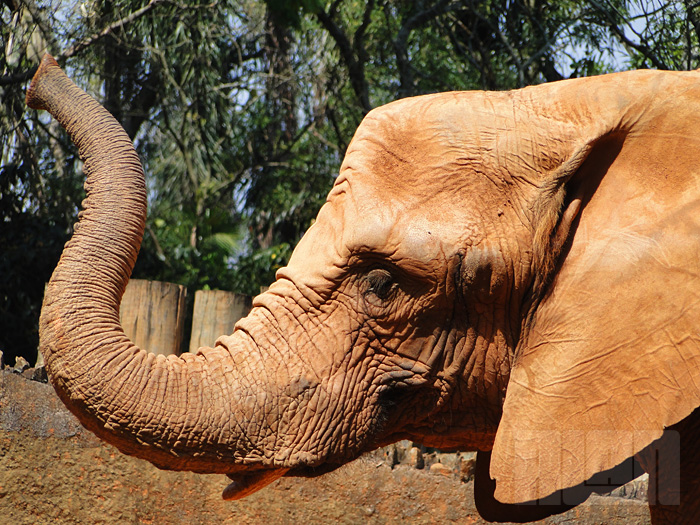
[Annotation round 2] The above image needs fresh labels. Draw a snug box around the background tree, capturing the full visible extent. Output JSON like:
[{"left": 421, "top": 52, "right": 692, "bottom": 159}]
[{"left": 2, "top": 0, "right": 699, "bottom": 366}]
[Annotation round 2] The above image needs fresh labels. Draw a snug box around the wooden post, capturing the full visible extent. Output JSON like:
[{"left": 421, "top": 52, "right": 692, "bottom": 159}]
[
  {"left": 119, "top": 279, "right": 187, "bottom": 356},
  {"left": 189, "top": 290, "right": 252, "bottom": 352}
]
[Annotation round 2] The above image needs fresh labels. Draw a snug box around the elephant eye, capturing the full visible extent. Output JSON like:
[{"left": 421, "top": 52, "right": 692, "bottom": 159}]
[{"left": 364, "top": 268, "right": 397, "bottom": 303}]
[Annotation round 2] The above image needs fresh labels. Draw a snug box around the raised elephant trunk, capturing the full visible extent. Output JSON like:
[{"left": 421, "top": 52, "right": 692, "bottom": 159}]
[{"left": 28, "top": 55, "right": 287, "bottom": 495}]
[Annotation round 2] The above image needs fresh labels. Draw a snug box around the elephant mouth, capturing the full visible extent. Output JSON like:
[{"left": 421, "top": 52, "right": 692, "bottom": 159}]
[
  {"left": 222, "top": 462, "right": 348, "bottom": 500},
  {"left": 222, "top": 468, "right": 290, "bottom": 500}
]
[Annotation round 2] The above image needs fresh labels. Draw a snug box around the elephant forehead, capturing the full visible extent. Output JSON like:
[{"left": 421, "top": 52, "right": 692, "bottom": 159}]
[
  {"left": 336, "top": 171, "right": 475, "bottom": 263},
  {"left": 332, "top": 171, "right": 487, "bottom": 265},
  {"left": 343, "top": 206, "right": 445, "bottom": 265},
  {"left": 291, "top": 190, "right": 448, "bottom": 269}
]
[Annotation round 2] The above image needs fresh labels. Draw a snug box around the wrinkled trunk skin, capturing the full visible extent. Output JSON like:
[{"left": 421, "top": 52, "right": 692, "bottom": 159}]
[{"left": 27, "top": 55, "right": 288, "bottom": 492}]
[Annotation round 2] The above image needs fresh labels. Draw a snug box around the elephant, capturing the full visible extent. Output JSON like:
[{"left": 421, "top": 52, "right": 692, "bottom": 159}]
[{"left": 27, "top": 53, "right": 700, "bottom": 523}]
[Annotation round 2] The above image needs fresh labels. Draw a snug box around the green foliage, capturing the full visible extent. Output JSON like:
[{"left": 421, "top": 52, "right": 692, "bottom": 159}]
[
  {"left": 2, "top": 0, "right": 699, "bottom": 364},
  {"left": 231, "top": 243, "right": 293, "bottom": 296},
  {"left": 0, "top": 161, "right": 82, "bottom": 365},
  {"left": 265, "top": 0, "right": 323, "bottom": 28}
]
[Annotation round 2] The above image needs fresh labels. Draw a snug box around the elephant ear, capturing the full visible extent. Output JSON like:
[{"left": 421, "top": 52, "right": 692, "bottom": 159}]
[{"left": 490, "top": 70, "right": 700, "bottom": 504}]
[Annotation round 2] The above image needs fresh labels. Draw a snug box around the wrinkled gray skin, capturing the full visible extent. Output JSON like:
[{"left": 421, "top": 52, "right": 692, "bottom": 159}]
[{"left": 29, "top": 54, "right": 700, "bottom": 523}]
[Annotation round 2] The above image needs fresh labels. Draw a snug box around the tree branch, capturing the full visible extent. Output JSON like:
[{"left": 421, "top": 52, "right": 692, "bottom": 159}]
[
  {"left": 315, "top": 7, "right": 372, "bottom": 114},
  {"left": 0, "top": 67, "right": 37, "bottom": 86},
  {"left": 393, "top": 0, "right": 459, "bottom": 97},
  {"left": 0, "top": 0, "right": 168, "bottom": 86},
  {"left": 59, "top": 0, "right": 168, "bottom": 60},
  {"left": 588, "top": 0, "right": 669, "bottom": 70}
]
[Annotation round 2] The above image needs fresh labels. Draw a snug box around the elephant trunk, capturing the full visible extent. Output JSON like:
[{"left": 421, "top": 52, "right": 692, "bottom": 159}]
[{"left": 28, "top": 55, "right": 287, "bottom": 487}]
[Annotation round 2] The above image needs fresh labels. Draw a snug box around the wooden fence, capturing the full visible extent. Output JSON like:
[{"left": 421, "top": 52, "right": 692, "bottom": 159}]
[{"left": 119, "top": 279, "right": 253, "bottom": 356}]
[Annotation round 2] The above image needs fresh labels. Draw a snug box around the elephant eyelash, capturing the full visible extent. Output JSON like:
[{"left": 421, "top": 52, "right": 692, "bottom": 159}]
[{"left": 363, "top": 268, "right": 398, "bottom": 305}]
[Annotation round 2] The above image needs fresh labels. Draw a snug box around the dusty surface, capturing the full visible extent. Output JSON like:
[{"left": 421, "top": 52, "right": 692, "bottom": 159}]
[{"left": 0, "top": 371, "right": 650, "bottom": 524}]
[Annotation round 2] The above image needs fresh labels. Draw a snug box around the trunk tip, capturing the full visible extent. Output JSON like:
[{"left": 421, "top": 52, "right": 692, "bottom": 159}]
[{"left": 26, "top": 54, "right": 61, "bottom": 110}]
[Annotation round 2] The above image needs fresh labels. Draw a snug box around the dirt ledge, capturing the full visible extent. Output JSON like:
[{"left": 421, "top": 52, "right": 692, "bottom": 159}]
[{"left": 0, "top": 371, "right": 650, "bottom": 524}]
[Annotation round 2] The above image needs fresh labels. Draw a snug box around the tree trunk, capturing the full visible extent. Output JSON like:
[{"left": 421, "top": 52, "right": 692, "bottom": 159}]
[
  {"left": 189, "top": 290, "right": 251, "bottom": 352},
  {"left": 119, "top": 279, "right": 187, "bottom": 356}
]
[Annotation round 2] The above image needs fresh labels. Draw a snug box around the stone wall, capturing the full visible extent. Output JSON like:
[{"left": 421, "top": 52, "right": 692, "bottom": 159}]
[{"left": 0, "top": 370, "right": 651, "bottom": 524}]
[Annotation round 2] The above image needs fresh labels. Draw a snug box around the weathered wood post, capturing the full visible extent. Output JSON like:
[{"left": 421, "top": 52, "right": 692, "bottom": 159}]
[
  {"left": 119, "top": 279, "right": 188, "bottom": 356},
  {"left": 189, "top": 290, "right": 252, "bottom": 351}
]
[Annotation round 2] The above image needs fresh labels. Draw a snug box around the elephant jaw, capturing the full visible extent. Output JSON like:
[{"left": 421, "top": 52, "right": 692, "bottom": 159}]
[{"left": 222, "top": 468, "right": 290, "bottom": 500}]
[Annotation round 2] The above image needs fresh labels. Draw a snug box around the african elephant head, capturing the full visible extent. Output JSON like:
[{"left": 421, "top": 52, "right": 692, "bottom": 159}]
[{"left": 29, "top": 54, "right": 700, "bottom": 515}]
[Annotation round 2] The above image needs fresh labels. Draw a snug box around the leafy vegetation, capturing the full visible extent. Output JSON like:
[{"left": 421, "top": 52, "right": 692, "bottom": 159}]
[{"left": 2, "top": 0, "right": 699, "bottom": 365}]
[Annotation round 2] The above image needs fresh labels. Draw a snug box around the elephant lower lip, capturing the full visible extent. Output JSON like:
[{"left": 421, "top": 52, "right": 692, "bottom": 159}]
[{"left": 222, "top": 468, "right": 289, "bottom": 500}]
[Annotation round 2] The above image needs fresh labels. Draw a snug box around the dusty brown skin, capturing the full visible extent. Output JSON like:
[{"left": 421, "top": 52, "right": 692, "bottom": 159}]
[{"left": 28, "top": 54, "right": 700, "bottom": 522}]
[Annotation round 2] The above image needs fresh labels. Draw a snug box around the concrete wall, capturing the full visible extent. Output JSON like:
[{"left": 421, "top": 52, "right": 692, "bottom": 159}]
[{"left": 0, "top": 371, "right": 651, "bottom": 524}]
